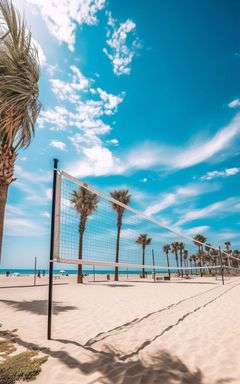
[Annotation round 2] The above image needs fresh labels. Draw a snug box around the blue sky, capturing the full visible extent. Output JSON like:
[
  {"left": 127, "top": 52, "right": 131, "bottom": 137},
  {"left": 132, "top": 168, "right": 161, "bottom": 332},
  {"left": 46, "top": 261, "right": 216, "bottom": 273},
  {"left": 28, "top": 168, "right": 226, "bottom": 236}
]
[{"left": 2, "top": 0, "right": 240, "bottom": 268}]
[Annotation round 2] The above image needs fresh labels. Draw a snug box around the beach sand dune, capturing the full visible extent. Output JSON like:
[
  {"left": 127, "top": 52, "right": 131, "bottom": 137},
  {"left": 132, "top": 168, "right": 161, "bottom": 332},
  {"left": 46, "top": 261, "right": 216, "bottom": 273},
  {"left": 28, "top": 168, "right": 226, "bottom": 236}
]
[{"left": 0, "top": 275, "right": 239, "bottom": 383}]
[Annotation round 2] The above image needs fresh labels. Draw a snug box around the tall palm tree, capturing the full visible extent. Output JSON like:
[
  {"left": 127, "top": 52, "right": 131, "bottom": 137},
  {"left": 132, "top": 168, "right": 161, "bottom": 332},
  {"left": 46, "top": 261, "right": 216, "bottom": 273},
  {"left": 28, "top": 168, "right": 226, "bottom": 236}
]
[
  {"left": 183, "top": 249, "right": 189, "bottom": 276},
  {"left": 224, "top": 241, "right": 231, "bottom": 251},
  {"left": 136, "top": 233, "right": 152, "bottom": 276},
  {"left": 71, "top": 185, "right": 98, "bottom": 283},
  {"left": 110, "top": 189, "right": 131, "bottom": 281},
  {"left": 0, "top": 0, "right": 41, "bottom": 259},
  {"left": 210, "top": 248, "right": 218, "bottom": 267},
  {"left": 163, "top": 244, "right": 171, "bottom": 277},
  {"left": 171, "top": 241, "right": 180, "bottom": 276},
  {"left": 178, "top": 242, "right": 185, "bottom": 277},
  {"left": 189, "top": 255, "right": 193, "bottom": 274},
  {"left": 205, "top": 243, "right": 211, "bottom": 259},
  {"left": 224, "top": 241, "right": 232, "bottom": 269},
  {"left": 193, "top": 234, "right": 207, "bottom": 277},
  {"left": 192, "top": 254, "right": 197, "bottom": 271}
]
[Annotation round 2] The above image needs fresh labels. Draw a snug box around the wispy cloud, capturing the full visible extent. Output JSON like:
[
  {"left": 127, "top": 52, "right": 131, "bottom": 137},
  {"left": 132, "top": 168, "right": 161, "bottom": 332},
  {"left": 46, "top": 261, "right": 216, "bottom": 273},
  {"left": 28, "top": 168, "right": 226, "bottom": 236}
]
[
  {"left": 176, "top": 197, "right": 240, "bottom": 226},
  {"left": 144, "top": 183, "right": 220, "bottom": 216},
  {"left": 26, "top": 0, "right": 106, "bottom": 51},
  {"left": 228, "top": 99, "right": 240, "bottom": 108},
  {"left": 4, "top": 217, "right": 47, "bottom": 237},
  {"left": 49, "top": 140, "right": 66, "bottom": 151},
  {"left": 125, "top": 113, "right": 240, "bottom": 172},
  {"left": 103, "top": 11, "right": 141, "bottom": 75},
  {"left": 67, "top": 113, "right": 240, "bottom": 178},
  {"left": 200, "top": 167, "right": 240, "bottom": 180}
]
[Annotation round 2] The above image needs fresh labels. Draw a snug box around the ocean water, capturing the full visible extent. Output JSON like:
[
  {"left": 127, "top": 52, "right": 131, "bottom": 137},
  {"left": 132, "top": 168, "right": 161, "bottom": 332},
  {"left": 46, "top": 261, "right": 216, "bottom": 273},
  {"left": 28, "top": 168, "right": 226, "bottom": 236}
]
[{"left": 0, "top": 268, "right": 174, "bottom": 275}]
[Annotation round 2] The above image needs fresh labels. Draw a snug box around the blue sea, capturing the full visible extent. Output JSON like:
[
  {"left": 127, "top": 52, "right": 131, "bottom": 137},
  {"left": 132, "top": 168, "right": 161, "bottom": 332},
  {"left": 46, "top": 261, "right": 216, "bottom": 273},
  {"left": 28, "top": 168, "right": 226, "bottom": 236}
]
[{"left": 0, "top": 268, "right": 174, "bottom": 275}]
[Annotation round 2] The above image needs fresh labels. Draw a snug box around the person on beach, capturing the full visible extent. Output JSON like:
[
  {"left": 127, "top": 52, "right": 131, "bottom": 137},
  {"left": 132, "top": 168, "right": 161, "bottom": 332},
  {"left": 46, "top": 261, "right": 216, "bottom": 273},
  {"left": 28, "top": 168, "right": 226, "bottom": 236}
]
[{"left": 37, "top": 270, "right": 41, "bottom": 278}]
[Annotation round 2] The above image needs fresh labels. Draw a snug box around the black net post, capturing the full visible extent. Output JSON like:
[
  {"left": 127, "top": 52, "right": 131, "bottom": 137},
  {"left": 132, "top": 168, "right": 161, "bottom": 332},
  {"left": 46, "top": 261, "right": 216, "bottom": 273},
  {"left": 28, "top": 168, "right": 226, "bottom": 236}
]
[
  {"left": 33, "top": 257, "right": 37, "bottom": 286},
  {"left": 152, "top": 249, "right": 156, "bottom": 282},
  {"left": 47, "top": 158, "right": 59, "bottom": 340},
  {"left": 219, "top": 246, "right": 224, "bottom": 286}
]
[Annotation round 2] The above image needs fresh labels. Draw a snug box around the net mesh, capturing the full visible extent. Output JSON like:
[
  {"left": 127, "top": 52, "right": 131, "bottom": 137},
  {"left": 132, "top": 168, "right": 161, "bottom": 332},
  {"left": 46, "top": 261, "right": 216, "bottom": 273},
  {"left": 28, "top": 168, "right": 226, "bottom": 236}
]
[{"left": 53, "top": 170, "right": 240, "bottom": 277}]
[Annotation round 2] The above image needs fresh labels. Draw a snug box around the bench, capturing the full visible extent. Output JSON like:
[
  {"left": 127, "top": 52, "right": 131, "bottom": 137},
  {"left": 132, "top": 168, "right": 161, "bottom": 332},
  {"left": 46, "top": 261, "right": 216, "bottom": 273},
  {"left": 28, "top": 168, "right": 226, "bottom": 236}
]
[{"left": 156, "top": 275, "right": 171, "bottom": 281}]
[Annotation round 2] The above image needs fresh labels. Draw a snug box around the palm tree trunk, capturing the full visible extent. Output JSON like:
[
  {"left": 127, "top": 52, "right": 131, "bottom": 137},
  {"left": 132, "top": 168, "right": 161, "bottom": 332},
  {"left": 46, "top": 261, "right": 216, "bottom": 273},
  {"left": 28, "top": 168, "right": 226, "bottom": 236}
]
[
  {"left": 142, "top": 245, "right": 145, "bottom": 276},
  {"left": 77, "top": 230, "right": 83, "bottom": 283},
  {"left": 180, "top": 250, "right": 183, "bottom": 277},
  {"left": 166, "top": 252, "right": 171, "bottom": 278},
  {"left": 186, "top": 257, "right": 189, "bottom": 276},
  {"left": 175, "top": 251, "right": 180, "bottom": 276},
  {"left": 199, "top": 245, "right": 203, "bottom": 277},
  {"left": 0, "top": 182, "right": 8, "bottom": 260},
  {"left": 0, "top": 146, "right": 16, "bottom": 260},
  {"left": 115, "top": 224, "right": 121, "bottom": 281}
]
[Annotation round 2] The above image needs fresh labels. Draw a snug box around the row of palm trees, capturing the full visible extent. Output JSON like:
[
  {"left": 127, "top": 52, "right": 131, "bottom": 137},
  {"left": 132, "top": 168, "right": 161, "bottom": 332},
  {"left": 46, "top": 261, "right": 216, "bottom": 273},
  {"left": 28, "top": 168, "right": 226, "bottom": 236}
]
[
  {"left": 162, "top": 239, "right": 240, "bottom": 278},
  {"left": 71, "top": 183, "right": 240, "bottom": 283}
]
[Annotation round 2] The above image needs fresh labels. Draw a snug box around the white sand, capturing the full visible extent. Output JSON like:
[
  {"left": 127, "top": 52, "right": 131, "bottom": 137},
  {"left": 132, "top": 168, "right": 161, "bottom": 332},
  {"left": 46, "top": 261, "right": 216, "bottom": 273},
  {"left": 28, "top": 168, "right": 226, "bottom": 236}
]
[{"left": 0, "top": 274, "right": 240, "bottom": 383}]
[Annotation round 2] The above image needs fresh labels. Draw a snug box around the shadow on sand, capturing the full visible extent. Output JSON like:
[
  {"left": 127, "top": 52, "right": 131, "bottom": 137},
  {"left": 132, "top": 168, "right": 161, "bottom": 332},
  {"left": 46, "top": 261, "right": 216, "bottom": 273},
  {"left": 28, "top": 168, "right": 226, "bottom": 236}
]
[
  {"left": 13, "top": 336, "right": 235, "bottom": 384},
  {"left": 14, "top": 335, "right": 205, "bottom": 384},
  {"left": 0, "top": 299, "right": 77, "bottom": 316}
]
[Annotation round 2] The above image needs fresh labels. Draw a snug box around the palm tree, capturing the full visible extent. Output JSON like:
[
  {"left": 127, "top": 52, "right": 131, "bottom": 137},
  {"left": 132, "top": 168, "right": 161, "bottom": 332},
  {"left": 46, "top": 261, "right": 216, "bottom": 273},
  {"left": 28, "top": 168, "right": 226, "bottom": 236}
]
[
  {"left": 163, "top": 244, "right": 171, "bottom": 277},
  {"left": 183, "top": 249, "right": 189, "bottom": 276},
  {"left": 0, "top": 1, "right": 41, "bottom": 259},
  {"left": 224, "top": 241, "right": 232, "bottom": 269},
  {"left": 193, "top": 234, "right": 207, "bottom": 276},
  {"left": 178, "top": 242, "right": 185, "bottom": 277},
  {"left": 110, "top": 189, "right": 131, "bottom": 281},
  {"left": 71, "top": 185, "right": 98, "bottom": 283},
  {"left": 224, "top": 241, "right": 231, "bottom": 251},
  {"left": 189, "top": 256, "right": 193, "bottom": 274},
  {"left": 136, "top": 234, "right": 152, "bottom": 276},
  {"left": 171, "top": 241, "right": 180, "bottom": 276},
  {"left": 192, "top": 254, "right": 197, "bottom": 273}
]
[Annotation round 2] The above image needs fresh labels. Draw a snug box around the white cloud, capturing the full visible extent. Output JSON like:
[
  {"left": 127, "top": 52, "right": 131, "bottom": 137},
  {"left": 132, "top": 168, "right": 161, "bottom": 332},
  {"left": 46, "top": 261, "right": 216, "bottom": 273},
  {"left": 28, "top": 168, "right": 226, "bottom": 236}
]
[
  {"left": 39, "top": 66, "right": 124, "bottom": 157},
  {"left": 123, "top": 113, "right": 240, "bottom": 172},
  {"left": 14, "top": 165, "right": 51, "bottom": 184},
  {"left": 201, "top": 167, "right": 240, "bottom": 180},
  {"left": 106, "top": 138, "right": 119, "bottom": 146},
  {"left": 66, "top": 145, "right": 122, "bottom": 177},
  {"left": 49, "top": 140, "right": 66, "bottom": 151},
  {"left": 41, "top": 211, "right": 50, "bottom": 219},
  {"left": 4, "top": 217, "right": 46, "bottom": 236},
  {"left": 31, "top": 37, "right": 46, "bottom": 65},
  {"left": 26, "top": 0, "right": 106, "bottom": 51},
  {"left": 63, "top": 113, "right": 240, "bottom": 178},
  {"left": 145, "top": 194, "right": 176, "bottom": 216},
  {"left": 176, "top": 197, "right": 240, "bottom": 226},
  {"left": 50, "top": 66, "right": 90, "bottom": 103},
  {"left": 144, "top": 183, "right": 219, "bottom": 216},
  {"left": 103, "top": 12, "right": 141, "bottom": 75},
  {"left": 185, "top": 226, "right": 210, "bottom": 235},
  {"left": 228, "top": 99, "right": 240, "bottom": 108}
]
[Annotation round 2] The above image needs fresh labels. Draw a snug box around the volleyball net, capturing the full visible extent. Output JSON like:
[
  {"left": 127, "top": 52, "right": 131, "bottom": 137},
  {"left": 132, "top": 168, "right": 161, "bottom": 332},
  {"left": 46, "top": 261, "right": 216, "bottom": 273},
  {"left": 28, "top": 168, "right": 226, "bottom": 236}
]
[{"left": 52, "top": 169, "right": 240, "bottom": 280}]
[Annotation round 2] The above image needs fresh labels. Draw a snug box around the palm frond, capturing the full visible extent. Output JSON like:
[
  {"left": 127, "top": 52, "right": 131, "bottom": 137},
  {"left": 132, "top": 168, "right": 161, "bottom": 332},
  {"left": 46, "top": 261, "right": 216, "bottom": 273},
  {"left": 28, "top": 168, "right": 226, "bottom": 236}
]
[{"left": 0, "top": 0, "right": 41, "bottom": 150}]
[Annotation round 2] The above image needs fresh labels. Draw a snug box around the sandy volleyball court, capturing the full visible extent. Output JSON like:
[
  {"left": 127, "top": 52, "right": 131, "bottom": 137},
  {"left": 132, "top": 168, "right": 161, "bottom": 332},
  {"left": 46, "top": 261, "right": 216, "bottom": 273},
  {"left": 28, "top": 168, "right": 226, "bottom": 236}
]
[{"left": 0, "top": 275, "right": 240, "bottom": 384}]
